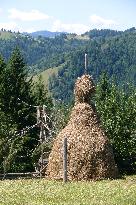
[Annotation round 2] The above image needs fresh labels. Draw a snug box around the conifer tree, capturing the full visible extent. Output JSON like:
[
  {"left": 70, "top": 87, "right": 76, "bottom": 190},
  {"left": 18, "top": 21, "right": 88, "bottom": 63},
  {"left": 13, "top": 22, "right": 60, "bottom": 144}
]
[
  {"left": 0, "top": 48, "right": 37, "bottom": 172},
  {"left": 0, "top": 49, "right": 54, "bottom": 172},
  {"left": 0, "top": 55, "right": 6, "bottom": 105},
  {"left": 0, "top": 48, "right": 35, "bottom": 129},
  {"left": 0, "top": 54, "right": 5, "bottom": 74}
]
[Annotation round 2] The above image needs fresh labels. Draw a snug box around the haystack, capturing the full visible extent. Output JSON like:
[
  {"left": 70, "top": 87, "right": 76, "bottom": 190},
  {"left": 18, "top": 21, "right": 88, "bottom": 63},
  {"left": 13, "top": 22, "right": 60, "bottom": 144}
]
[{"left": 46, "top": 75, "right": 118, "bottom": 180}]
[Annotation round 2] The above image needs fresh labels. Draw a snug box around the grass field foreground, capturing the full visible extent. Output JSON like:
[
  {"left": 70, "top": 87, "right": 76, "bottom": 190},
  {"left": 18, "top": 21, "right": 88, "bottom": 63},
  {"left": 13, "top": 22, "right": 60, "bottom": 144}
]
[{"left": 0, "top": 175, "right": 136, "bottom": 205}]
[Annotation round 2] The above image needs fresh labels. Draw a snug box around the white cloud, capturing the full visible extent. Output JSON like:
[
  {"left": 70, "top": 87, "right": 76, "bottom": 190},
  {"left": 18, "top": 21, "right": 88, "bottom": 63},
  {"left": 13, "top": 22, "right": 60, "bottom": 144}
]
[
  {"left": 52, "top": 20, "right": 89, "bottom": 34},
  {"left": 8, "top": 8, "right": 50, "bottom": 21},
  {"left": 0, "top": 22, "right": 17, "bottom": 31},
  {"left": 89, "top": 14, "right": 117, "bottom": 29}
]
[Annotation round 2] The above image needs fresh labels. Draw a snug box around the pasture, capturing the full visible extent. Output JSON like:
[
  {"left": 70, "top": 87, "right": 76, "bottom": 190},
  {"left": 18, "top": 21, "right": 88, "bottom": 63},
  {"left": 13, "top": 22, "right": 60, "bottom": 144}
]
[{"left": 0, "top": 175, "right": 135, "bottom": 205}]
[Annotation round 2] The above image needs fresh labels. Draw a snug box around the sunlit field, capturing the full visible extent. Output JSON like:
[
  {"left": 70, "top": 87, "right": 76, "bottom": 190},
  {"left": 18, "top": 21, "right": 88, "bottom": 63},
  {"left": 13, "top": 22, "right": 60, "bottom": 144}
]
[{"left": 0, "top": 175, "right": 135, "bottom": 205}]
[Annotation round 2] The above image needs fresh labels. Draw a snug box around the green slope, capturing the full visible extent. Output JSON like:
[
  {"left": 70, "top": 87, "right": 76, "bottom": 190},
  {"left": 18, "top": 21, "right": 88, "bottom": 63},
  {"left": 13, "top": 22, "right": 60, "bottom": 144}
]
[
  {"left": 33, "top": 63, "right": 65, "bottom": 87},
  {"left": 0, "top": 31, "right": 14, "bottom": 40}
]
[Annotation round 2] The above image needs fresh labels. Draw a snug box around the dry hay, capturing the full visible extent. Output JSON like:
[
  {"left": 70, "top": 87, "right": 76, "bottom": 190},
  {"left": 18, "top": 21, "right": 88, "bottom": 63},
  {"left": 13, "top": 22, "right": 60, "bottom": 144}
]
[
  {"left": 74, "top": 75, "right": 95, "bottom": 104},
  {"left": 46, "top": 74, "right": 118, "bottom": 181}
]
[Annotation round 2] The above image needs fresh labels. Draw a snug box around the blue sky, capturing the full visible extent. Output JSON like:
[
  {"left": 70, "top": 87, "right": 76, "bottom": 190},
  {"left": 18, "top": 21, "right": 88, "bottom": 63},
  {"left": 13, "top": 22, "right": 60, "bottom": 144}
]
[{"left": 0, "top": 0, "right": 136, "bottom": 34}]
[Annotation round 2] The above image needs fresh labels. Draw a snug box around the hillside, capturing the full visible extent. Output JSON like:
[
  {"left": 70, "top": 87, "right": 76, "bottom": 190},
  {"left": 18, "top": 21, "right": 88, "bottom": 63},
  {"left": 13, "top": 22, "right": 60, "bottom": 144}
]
[
  {"left": 0, "top": 28, "right": 136, "bottom": 102},
  {"left": 0, "top": 30, "right": 88, "bottom": 73},
  {"left": 33, "top": 64, "right": 63, "bottom": 87},
  {"left": 48, "top": 29, "right": 136, "bottom": 102},
  {"left": 29, "top": 30, "right": 67, "bottom": 38},
  {"left": 0, "top": 30, "right": 14, "bottom": 40}
]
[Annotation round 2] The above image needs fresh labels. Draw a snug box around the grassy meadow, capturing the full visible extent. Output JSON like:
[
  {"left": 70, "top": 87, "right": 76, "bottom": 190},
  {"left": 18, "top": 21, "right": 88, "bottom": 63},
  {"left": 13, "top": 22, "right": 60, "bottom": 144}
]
[
  {"left": 0, "top": 175, "right": 135, "bottom": 205},
  {"left": 0, "top": 31, "right": 14, "bottom": 40},
  {"left": 33, "top": 66, "right": 58, "bottom": 86}
]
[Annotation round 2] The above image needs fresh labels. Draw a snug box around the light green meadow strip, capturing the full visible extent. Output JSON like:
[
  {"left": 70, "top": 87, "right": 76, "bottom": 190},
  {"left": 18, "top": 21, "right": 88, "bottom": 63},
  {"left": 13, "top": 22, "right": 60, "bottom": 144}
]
[
  {"left": 0, "top": 31, "right": 14, "bottom": 40},
  {"left": 0, "top": 175, "right": 135, "bottom": 205}
]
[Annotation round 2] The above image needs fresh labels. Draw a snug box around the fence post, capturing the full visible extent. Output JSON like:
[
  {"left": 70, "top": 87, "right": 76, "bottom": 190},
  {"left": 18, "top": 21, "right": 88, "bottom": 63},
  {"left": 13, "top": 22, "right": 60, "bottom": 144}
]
[
  {"left": 3, "top": 157, "right": 6, "bottom": 180},
  {"left": 63, "top": 137, "right": 67, "bottom": 183},
  {"left": 40, "top": 125, "right": 44, "bottom": 178}
]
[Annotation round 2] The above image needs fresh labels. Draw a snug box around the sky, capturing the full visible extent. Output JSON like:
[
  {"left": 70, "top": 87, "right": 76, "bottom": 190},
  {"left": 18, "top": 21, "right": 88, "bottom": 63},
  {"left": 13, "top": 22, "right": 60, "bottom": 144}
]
[{"left": 0, "top": 0, "right": 136, "bottom": 34}]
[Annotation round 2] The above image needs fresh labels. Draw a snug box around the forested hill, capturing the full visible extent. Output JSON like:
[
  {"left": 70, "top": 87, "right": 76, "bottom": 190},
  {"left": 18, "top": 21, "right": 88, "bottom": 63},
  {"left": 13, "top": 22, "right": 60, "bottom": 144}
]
[
  {"left": 0, "top": 28, "right": 133, "bottom": 72},
  {"left": 49, "top": 28, "right": 136, "bottom": 102},
  {"left": 0, "top": 28, "right": 136, "bottom": 102},
  {"left": 29, "top": 30, "right": 67, "bottom": 38},
  {"left": 0, "top": 30, "right": 88, "bottom": 73}
]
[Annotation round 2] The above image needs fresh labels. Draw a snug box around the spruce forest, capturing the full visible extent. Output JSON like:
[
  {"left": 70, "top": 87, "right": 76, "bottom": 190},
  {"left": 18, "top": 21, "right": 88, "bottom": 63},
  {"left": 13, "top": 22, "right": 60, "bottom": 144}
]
[{"left": 0, "top": 28, "right": 136, "bottom": 175}]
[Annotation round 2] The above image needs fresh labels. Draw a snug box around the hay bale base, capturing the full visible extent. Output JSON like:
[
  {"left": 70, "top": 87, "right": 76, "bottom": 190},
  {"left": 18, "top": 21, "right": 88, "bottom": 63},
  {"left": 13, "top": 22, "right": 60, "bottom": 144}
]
[{"left": 46, "top": 75, "right": 118, "bottom": 181}]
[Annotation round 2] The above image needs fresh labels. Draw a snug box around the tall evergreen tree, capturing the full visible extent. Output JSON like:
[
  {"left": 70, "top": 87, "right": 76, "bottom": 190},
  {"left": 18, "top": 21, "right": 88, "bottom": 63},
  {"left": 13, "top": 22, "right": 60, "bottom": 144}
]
[
  {"left": 0, "top": 48, "right": 37, "bottom": 172},
  {"left": 0, "top": 49, "right": 54, "bottom": 172},
  {"left": 0, "top": 54, "right": 5, "bottom": 74},
  {"left": 0, "top": 48, "right": 35, "bottom": 129},
  {"left": 0, "top": 56, "right": 12, "bottom": 172},
  {"left": 0, "top": 55, "right": 6, "bottom": 105}
]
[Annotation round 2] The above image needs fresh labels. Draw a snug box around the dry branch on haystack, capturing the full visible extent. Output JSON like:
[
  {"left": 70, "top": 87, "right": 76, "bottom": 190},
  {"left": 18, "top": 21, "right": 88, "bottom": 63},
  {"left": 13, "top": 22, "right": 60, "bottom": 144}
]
[{"left": 46, "top": 74, "right": 118, "bottom": 181}]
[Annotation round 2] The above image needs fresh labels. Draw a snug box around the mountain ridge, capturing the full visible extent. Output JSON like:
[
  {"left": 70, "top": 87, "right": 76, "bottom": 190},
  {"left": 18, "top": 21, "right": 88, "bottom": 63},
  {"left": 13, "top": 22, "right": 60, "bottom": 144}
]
[{"left": 29, "top": 30, "right": 68, "bottom": 38}]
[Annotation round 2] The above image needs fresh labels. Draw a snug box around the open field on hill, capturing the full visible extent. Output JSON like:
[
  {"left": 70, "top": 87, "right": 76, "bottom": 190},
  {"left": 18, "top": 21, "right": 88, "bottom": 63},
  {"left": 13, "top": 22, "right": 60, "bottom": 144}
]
[
  {"left": 0, "top": 175, "right": 135, "bottom": 205},
  {"left": 33, "top": 65, "right": 60, "bottom": 87},
  {"left": 0, "top": 31, "right": 14, "bottom": 40}
]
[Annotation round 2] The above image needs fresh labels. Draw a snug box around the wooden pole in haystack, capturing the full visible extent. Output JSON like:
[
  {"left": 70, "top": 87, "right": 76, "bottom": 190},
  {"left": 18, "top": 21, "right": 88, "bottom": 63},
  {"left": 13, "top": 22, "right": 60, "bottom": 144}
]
[
  {"left": 63, "top": 137, "right": 68, "bottom": 183},
  {"left": 85, "top": 53, "right": 87, "bottom": 75}
]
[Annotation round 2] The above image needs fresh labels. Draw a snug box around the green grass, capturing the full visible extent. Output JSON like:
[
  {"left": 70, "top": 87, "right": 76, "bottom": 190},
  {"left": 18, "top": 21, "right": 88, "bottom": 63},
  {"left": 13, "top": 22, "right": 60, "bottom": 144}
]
[
  {"left": 0, "top": 31, "right": 14, "bottom": 40},
  {"left": 0, "top": 175, "right": 135, "bottom": 205},
  {"left": 33, "top": 63, "right": 65, "bottom": 87},
  {"left": 33, "top": 67, "right": 58, "bottom": 86},
  {"left": 66, "top": 34, "right": 89, "bottom": 40},
  {"left": 74, "top": 35, "right": 90, "bottom": 40}
]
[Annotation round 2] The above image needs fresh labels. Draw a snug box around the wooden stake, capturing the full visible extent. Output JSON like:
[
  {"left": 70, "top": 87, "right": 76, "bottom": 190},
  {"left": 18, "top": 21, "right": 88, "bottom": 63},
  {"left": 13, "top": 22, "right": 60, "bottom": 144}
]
[
  {"left": 38, "top": 106, "right": 44, "bottom": 178},
  {"left": 85, "top": 53, "right": 87, "bottom": 74},
  {"left": 40, "top": 125, "right": 44, "bottom": 178},
  {"left": 63, "top": 137, "right": 67, "bottom": 183},
  {"left": 3, "top": 158, "right": 6, "bottom": 180}
]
